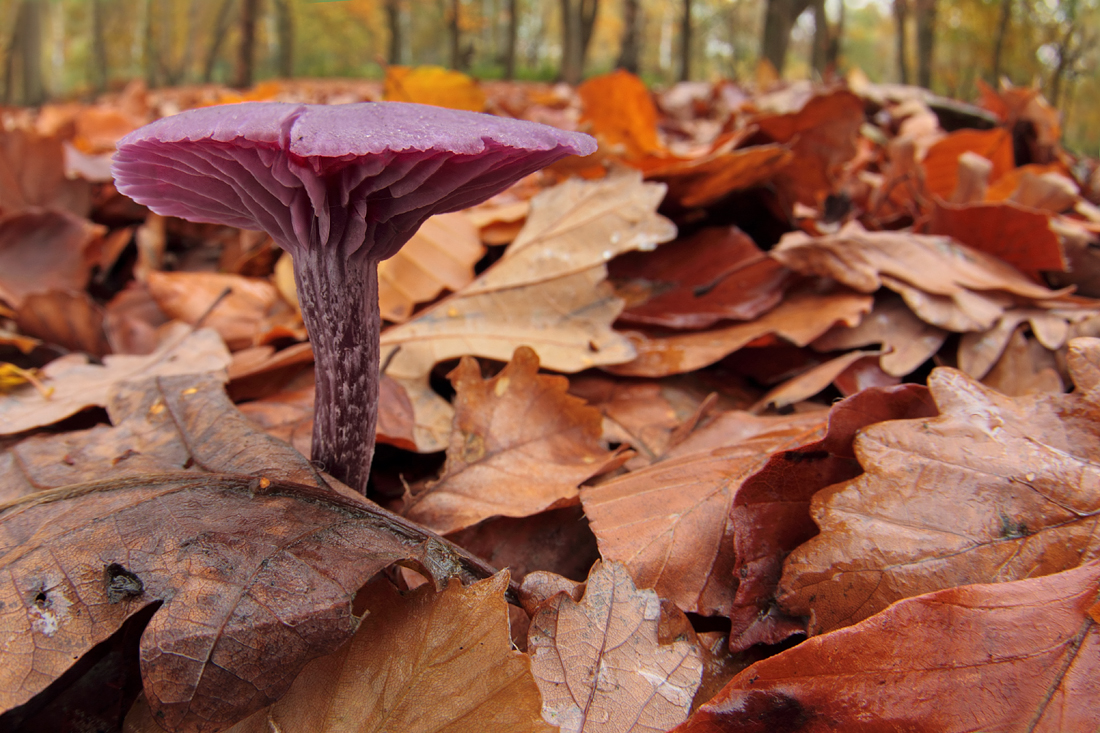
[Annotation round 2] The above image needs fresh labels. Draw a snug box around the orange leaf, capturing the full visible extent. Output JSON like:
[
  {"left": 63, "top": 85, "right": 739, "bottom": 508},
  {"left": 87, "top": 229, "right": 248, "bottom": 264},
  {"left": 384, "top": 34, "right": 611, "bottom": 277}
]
[
  {"left": 921, "top": 128, "right": 1014, "bottom": 200},
  {"left": 578, "top": 69, "right": 664, "bottom": 160},
  {"left": 928, "top": 199, "right": 1065, "bottom": 280},
  {"left": 383, "top": 65, "right": 486, "bottom": 111}
]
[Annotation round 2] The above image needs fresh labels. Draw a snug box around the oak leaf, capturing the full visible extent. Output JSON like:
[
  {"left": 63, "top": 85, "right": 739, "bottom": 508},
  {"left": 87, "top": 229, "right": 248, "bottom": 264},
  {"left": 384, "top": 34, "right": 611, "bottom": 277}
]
[
  {"left": 405, "top": 347, "right": 625, "bottom": 535},
  {"left": 582, "top": 411, "right": 829, "bottom": 616},
  {"left": 678, "top": 561, "right": 1100, "bottom": 732},
  {"left": 528, "top": 561, "right": 704, "bottom": 732},
  {"left": 380, "top": 171, "right": 675, "bottom": 451},
  {"left": 0, "top": 374, "right": 499, "bottom": 732},
  {"left": 778, "top": 337, "right": 1100, "bottom": 636}
]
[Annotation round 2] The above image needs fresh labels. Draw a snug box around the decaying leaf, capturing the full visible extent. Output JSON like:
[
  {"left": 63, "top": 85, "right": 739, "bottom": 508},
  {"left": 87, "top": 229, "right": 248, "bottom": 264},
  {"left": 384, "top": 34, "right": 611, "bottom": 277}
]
[
  {"left": 608, "top": 289, "right": 872, "bottom": 378},
  {"left": 0, "top": 209, "right": 103, "bottom": 307},
  {"left": 0, "top": 323, "right": 231, "bottom": 436},
  {"left": 211, "top": 573, "right": 551, "bottom": 733},
  {"left": 0, "top": 374, "right": 500, "bottom": 732},
  {"left": 778, "top": 337, "right": 1100, "bottom": 636},
  {"left": 679, "top": 561, "right": 1100, "bottom": 732},
  {"left": 380, "top": 170, "right": 675, "bottom": 451},
  {"left": 528, "top": 561, "right": 704, "bottom": 732},
  {"left": 581, "top": 411, "right": 829, "bottom": 616},
  {"left": 406, "top": 347, "right": 625, "bottom": 535}
]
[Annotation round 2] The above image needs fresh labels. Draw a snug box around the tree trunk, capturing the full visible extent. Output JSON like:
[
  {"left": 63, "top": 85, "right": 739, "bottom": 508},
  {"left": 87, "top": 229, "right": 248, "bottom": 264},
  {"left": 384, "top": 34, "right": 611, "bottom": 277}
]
[
  {"left": 826, "top": 0, "right": 844, "bottom": 70},
  {"left": 760, "top": 0, "right": 810, "bottom": 75},
  {"left": 560, "top": 0, "right": 579, "bottom": 83},
  {"left": 3, "top": 0, "right": 46, "bottom": 106},
  {"left": 811, "top": 0, "right": 828, "bottom": 76},
  {"left": 385, "top": 0, "right": 402, "bottom": 65},
  {"left": 449, "top": 0, "right": 461, "bottom": 70},
  {"left": 579, "top": 0, "right": 599, "bottom": 61},
  {"left": 273, "top": 0, "right": 293, "bottom": 77},
  {"left": 142, "top": 0, "right": 157, "bottom": 87},
  {"left": 617, "top": 0, "right": 640, "bottom": 73},
  {"left": 1048, "top": 0, "right": 1078, "bottom": 108},
  {"left": 203, "top": 0, "right": 237, "bottom": 83},
  {"left": 893, "top": 0, "right": 910, "bottom": 85},
  {"left": 679, "top": 0, "right": 692, "bottom": 81},
  {"left": 236, "top": 0, "right": 261, "bottom": 89},
  {"left": 90, "top": 0, "right": 108, "bottom": 94},
  {"left": 914, "top": 0, "right": 936, "bottom": 89},
  {"left": 990, "top": 0, "right": 1011, "bottom": 82},
  {"left": 503, "top": 0, "right": 518, "bottom": 78}
]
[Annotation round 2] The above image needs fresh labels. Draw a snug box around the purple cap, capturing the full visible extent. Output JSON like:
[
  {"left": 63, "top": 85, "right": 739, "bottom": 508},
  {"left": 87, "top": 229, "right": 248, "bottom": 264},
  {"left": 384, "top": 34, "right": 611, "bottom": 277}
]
[{"left": 112, "top": 101, "right": 596, "bottom": 259}]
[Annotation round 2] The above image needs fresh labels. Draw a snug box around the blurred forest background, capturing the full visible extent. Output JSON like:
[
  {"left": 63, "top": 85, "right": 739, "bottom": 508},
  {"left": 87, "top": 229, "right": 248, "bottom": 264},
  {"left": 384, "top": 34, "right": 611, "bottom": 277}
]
[{"left": 1, "top": 0, "right": 1097, "bottom": 152}]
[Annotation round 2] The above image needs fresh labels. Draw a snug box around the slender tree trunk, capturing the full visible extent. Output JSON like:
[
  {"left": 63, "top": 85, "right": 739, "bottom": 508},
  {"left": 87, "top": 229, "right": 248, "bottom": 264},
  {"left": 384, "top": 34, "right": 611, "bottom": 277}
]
[
  {"left": 273, "top": 0, "right": 293, "bottom": 77},
  {"left": 893, "top": 0, "right": 910, "bottom": 84},
  {"left": 90, "top": 0, "right": 108, "bottom": 94},
  {"left": 385, "top": 0, "right": 402, "bottom": 65},
  {"left": 811, "top": 0, "right": 828, "bottom": 76},
  {"left": 617, "top": 0, "right": 640, "bottom": 73},
  {"left": 1048, "top": 0, "right": 1079, "bottom": 108},
  {"left": 503, "top": 0, "right": 518, "bottom": 78},
  {"left": 914, "top": 0, "right": 935, "bottom": 88},
  {"left": 579, "top": 0, "right": 599, "bottom": 60},
  {"left": 236, "top": 0, "right": 261, "bottom": 88},
  {"left": 203, "top": 0, "right": 237, "bottom": 82},
  {"left": 990, "top": 0, "right": 1011, "bottom": 82},
  {"left": 143, "top": 0, "right": 157, "bottom": 88},
  {"left": 4, "top": 0, "right": 46, "bottom": 105},
  {"left": 679, "top": 0, "right": 692, "bottom": 81},
  {"left": 560, "top": 0, "right": 579, "bottom": 83},
  {"left": 826, "top": 0, "right": 844, "bottom": 70},
  {"left": 449, "top": 0, "right": 461, "bottom": 70},
  {"left": 760, "top": 0, "right": 810, "bottom": 75}
]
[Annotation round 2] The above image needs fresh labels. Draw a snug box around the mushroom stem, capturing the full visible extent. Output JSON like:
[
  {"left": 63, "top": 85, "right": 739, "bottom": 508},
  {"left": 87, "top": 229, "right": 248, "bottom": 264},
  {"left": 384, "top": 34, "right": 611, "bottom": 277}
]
[{"left": 292, "top": 246, "right": 380, "bottom": 494}]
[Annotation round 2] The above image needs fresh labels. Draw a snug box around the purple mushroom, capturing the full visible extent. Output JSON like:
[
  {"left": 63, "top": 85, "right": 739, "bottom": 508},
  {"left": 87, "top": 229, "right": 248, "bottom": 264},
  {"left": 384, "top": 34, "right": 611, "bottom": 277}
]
[{"left": 112, "top": 102, "right": 595, "bottom": 494}]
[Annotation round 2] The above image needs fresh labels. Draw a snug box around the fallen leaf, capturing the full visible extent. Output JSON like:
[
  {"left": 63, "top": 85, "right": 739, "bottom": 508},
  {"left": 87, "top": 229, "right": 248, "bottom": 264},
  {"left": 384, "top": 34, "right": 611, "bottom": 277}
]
[
  {"left": 578, "top": 70, "right": 664, "bottom": 160},
  {"left": 209, "top": 573, "right": 551, "bottom": 733},
  {"left": 771, "top": 221, "right": 1065, "bottom": 332},
  {"left": 612, "top": 226, "right": 791, "bottom": 330},
  {"left": 0, "top": 373, "right": 501, "bottom": 732},
  {"left": 405, "top": 347, "right": 625, "bottom": 535},
  {"left": 0, "top": 323, "right": 231, "bottom": 436},
  {"left": 528, "top": 561, "right": 704, "bottom": 732},
  {"left": 985, "top": 162, "right": 1071, "bottom": 202},
  {"left": 749, "top": 350, "right": 880, "bottom": 412},
  {"left": 380, "top": 171, "right": 675, "bottom": 451},
  {"left": 146, "top": 271, "right": 303, "bottom": 351},
  {"left": 750, "top": 90, "right": 865, "bottom": 207},
  {"left": 956, "top": 306, "right": 1079, "bottom": 379},
  {"left": 0, "top": 209, "right": 104, "bottom": 307},
  {"left": 582, "top": 413, "right": 829, "bottom": 616},
  {"left": 728, "top": 384, "right": 937, "bottom": 651},
  {"left": 981, "top": 326, "right": 1065, "bottom": 397},
  {"left": 928, "top": 199, "right": 1065, "bottom": 280},
  {"left": 15, "top": 290, "right": 111, "bottom": 358},
  {"left": 811, "top": 294, "right": 947, "bottom": 376},
  {"left": 378, "top": 212, "right": 485, "bottom": 323},
  {"left": 0, "top": 127, "right": 92, "bottom": 216},
  {"left": 608, "top": 289, "right": 873, "bottom": 378},
  {"left": 778, "top": 337, "right": 1100, "bottom": 636},
  {"left": 643, "top": 144, "right": 794, "bottom": 210},
  {"left": 679, "top": 561, "right": 1100, "bottom": 732},
  {"left": 384, "top": 65, "right": 486, "bottom": 111},
  {"left": 921, "top": 127, "right": 1014, "bottom": 201}
]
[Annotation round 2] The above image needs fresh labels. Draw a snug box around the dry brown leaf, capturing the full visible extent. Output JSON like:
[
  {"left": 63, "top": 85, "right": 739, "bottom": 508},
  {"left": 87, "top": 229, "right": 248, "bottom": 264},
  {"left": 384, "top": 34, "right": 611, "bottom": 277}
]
[
  {"left": 644, "top": 144, "right": 794, "bottom": 210},
  {"left": 0, "top": 209, "right": 103, "bottom": 307},
  {"left": 0, "top": 127, "right": 92, "bottom": 216},
  {"left": 405, "top": 347, "right": 625, "bottom": 535},
  {"left": 956, "top": 307, "right": 1081, "bottom": 379},
  {"left": 750, "top": 350, "right": 881, "bottom": 413},
  {"left": 812, "top": 294, "right": 947, "bottom": 376},
  {"left": 0, "top": 323, "right": 231, "bottom": 436},
  {"left": 146, "top": 271, "right": 303, "bottom": 351},
  {"left": 380, "top": 171, "right": 675, "bottom": 451},
  {"left": 528, "top": 561, "right": 704, "bottom": 732},
  {"left": 679, "top": 561, "right": 1100, "bottom": 732},
  {"left": 928, "top": 199, "right": 1065, "bottom": 280},
  {"left": 213, "top": 573, "right": 551, "bottom": 733},
  {"left": 772, "top": 221, "right": 1065, "bottom": 332},
  {"left": 728, "top": 385, "right": 937, "bottom": 652},
  {"left": 981, "top": 326, "right": 1065, "bottom": 397},
  {"left": 0, "top": 374, "right": 501, "bottom": 732},
  {"left": 778, "top": 337, "right": 1100, "bottom": 636},
  {"left": 378, "top": 212, "right": 485, "bottom": 323},
  {"left": 608, "top": 289, "right": 873, "bottom": 378},
  {"left": 15, "top": 290, "right": 110, "bottom": 358},
  {"left": 582, "top": 412, "right": 829, "bottom": 616}
]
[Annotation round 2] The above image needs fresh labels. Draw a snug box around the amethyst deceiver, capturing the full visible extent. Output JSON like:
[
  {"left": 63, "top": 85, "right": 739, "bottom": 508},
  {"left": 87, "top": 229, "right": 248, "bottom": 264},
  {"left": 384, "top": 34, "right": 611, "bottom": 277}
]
[{"left": 112, "top": 101, "right": 595, "bottom": 494}]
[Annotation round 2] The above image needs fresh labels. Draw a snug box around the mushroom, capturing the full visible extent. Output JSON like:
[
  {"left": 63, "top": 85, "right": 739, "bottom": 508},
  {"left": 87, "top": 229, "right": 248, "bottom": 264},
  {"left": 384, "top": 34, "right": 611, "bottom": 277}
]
[{"left": 112, "top": 102, "right": 595, "bottom": 494}]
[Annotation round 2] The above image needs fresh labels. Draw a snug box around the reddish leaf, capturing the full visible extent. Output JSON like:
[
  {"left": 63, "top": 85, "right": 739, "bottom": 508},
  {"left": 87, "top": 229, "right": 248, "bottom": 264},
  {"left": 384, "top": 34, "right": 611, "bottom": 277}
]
[
  {"left": 921, "top": 127, "right": 1014, "bottom": 201},
  {"left": 0, "top": 210, "right": 103, "bottom": 308},
  {"left": 678, "top": 562, "right": 1100, "bottom": 733},
  {"left": 929, "top": 199, "right": 1065, "bottom": 280}
]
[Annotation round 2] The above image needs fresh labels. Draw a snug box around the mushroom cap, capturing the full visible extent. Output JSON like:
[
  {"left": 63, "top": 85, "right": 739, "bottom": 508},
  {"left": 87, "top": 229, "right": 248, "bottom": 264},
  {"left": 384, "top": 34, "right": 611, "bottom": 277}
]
[{"left": 112, "top": 101, "right": 596, "bottom": 259}]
